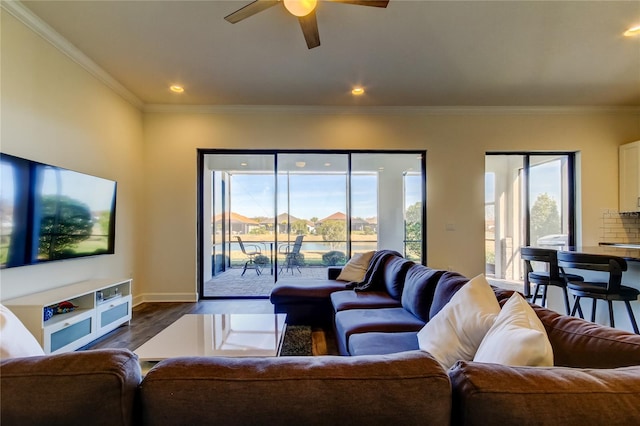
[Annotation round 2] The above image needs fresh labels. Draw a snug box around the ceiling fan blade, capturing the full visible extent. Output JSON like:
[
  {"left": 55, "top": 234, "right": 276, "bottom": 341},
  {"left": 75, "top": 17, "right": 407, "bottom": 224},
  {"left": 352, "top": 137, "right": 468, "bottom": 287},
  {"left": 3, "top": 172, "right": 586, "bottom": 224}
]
[
  {"left": 224, "top": 0, "right": 280, "bottom": 24},
  {"left": 298, "top": 11, "right": 320, "bottom": 49},
  {"left": 328, "top": 0, "right": 389, "bottom": 8}
]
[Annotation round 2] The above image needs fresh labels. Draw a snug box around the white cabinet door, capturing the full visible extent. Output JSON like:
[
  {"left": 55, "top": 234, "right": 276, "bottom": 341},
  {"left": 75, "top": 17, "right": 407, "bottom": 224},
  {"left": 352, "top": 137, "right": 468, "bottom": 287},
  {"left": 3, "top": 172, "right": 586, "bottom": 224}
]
[
  {"left": 96, "top": 295, "right": 132, "bottom": 335},
  {"left": 619, "top": 141, "right": 640, "bottom": 213},
  {"left": 44, "top": 309, "right": 96, "bottom": 354}
]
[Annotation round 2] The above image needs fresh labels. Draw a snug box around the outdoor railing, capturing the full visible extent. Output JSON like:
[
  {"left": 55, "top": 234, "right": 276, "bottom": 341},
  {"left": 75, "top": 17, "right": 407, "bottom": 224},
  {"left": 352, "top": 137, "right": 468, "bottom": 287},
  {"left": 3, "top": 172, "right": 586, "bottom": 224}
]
[{"left": 214, "top": 239, "right": 378, "bottom": 268}]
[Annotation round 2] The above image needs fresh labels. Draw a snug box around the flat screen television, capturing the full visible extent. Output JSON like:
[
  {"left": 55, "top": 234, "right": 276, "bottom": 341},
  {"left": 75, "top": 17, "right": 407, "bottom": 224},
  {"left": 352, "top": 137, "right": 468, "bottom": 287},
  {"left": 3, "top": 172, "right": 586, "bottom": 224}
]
[{"left": 0, "top": 153, "right": 117, "bottom": 268}]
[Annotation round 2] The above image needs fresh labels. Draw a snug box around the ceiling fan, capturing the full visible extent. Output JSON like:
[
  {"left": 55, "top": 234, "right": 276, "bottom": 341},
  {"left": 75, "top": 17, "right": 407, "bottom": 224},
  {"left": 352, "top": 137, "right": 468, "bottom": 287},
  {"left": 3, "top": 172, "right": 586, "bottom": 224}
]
[{"left": 224, "top": 0, "right": 389, "bottom": 49}]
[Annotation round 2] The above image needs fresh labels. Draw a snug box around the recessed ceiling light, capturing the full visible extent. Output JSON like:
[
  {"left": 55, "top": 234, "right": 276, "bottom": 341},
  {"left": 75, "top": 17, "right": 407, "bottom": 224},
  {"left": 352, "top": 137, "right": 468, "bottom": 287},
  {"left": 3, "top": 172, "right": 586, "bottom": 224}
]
[
  {"left": 324, "top": 162, "right": 331, "bottom": 167},
  {"left": 240, "top": 162, "right": 248, "bottom": 166},
  {"left": 624, "top": 25, "right": 640, "bottom": 36},
  {"left": 295, "top": 161, "right": 306, "bottom": 168},
  {"left": 352, "top": 87, "right": 365, "bottom": 95},
  {"left": 170, "top": 85, "right": 185, "bottom": 93}
]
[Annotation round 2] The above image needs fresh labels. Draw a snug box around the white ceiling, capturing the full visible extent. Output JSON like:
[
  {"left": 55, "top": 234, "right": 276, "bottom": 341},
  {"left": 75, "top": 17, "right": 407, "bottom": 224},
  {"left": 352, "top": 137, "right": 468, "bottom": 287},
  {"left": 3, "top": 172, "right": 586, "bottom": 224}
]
[{"left": 15, "top": 0, "right": 640, "bottom": 107}]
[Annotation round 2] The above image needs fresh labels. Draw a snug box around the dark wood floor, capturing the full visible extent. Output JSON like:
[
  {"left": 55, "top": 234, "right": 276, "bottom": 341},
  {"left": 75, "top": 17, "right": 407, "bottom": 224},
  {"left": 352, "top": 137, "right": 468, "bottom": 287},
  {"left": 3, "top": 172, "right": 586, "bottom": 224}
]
[{"left": 83, "top": 299, "right": 275, "bottom": 351}]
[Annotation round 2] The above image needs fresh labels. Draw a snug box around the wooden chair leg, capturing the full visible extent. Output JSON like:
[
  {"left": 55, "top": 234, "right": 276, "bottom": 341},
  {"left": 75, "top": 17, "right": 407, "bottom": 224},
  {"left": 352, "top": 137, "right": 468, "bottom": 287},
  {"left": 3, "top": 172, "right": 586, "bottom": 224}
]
[
  {"left": 561, "top": 287, "right": 571, "bottom": 315},
  {"left": 530, "top": 284, "right": 541, "bottom": 304},
  {"left": 625, "top": 301, "right": 640, "bottom": 334},
  {"left": 541, "top": 285, "right": 548, "bottom": 307},
  {"left": 591, "top": 298, "right": 597, "bottom": 323},
  {"left": 571, "top": 296, "right": 583, "bottom": 318},
  {"left": 574, "top": 296, "right": 584, "bottom": 318},
  {"left": 607, "top": 300, "right": 615, "bottom": 328}
]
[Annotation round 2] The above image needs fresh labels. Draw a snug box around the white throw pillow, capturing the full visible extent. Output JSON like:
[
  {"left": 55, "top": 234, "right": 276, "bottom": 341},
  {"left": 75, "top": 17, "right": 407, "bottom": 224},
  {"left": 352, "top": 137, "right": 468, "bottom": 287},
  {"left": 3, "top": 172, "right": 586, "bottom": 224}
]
[
  {"left": 474, "top": 292, "right": 554, "bottom": 366},
  {"left": 0, "top": 304, "right": 45, "bottom": 359},
  {"left": 417, "top": 274, "right": 500, "bottom": 369},
  {"left": 336, "top": 251, "right": 375, "bottom": 282}
]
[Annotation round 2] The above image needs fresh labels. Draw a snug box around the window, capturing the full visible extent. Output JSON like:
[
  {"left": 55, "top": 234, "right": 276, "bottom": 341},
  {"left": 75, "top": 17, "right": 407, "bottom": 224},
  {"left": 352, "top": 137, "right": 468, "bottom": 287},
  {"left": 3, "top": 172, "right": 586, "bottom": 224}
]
[
  {"left": 404, "top": 172, "right": 422, "bottom": 261},
  {"left": 485, "top": 153, "right": 576, "bottom": 295},
  {"left": 198, "top": 150, "right": 426, "bottom": 298}
]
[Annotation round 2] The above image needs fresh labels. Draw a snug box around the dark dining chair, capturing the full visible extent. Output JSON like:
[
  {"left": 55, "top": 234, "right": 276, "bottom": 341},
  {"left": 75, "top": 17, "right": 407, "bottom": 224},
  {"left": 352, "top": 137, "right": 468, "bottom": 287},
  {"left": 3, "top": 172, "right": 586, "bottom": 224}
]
[
  {"left": 236, "top": 236, "right": 262, "bottom": 276},
  {"left": 557, "top": 251, "right": 639, "bottom": 334},
  {"left": 521, "top": 246, "right": 583, "bottom": 315}
]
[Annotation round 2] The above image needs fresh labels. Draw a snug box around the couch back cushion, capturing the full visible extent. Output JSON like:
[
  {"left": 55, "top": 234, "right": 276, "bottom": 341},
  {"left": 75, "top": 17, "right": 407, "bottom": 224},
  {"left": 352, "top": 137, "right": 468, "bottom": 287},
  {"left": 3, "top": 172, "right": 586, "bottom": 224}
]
[
  {"left": 429, "top": 272, "right": 469, "bottom": 320},
  {"left": 382, "top": 256, "right": 415, "bottom": 300},
  {"left": 401, "top": 265, "right": 446, "bottom": 322},
  {"left": 141, "top": 351, "right": 452, "bottom": 426},
  {"left": 532, "top": 303, "right": 640, "bottom": 368},
  {"left": 1, "top": 349, "right": 141, "bottom": 426},
  {"left": 449, "top": 361, "right": 640, "bottom": 426}
]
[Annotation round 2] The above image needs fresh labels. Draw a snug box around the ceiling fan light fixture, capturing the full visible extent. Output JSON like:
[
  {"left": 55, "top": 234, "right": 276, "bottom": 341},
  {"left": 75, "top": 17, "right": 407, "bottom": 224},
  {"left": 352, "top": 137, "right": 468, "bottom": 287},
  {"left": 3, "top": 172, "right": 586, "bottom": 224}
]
[
  {"left": 624, "top": 25, "right": 640, "bottom": 37},
  {"left": 283, "top": 0, "right": 317, "bottom": 17}
]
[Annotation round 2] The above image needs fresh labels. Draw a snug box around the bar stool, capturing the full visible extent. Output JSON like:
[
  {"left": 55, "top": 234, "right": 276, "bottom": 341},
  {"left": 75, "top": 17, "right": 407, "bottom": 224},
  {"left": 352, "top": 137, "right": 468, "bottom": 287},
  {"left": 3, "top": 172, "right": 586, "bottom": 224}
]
[
  {"left": 521, "top": 247, "right": 583, "bottom": 315},
  {"left": 557, "top": 251, "right": 639, "bottom": 334}
]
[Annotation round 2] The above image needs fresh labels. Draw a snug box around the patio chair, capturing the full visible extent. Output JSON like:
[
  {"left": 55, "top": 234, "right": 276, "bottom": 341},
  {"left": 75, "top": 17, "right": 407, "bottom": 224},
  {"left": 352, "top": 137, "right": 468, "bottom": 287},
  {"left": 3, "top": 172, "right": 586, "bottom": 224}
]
[
  {"left": 279, "top": 235, "right": 304, "bottom": 275},
  {"left": 236, "top": 236, "right": 262, "bottom": 276}
]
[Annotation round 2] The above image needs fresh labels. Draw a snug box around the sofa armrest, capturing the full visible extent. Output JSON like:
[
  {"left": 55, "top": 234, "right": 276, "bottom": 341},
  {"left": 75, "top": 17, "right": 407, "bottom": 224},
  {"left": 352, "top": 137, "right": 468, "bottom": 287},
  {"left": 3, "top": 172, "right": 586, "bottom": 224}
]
[
  {"left": 1, "top": 349, "right": 141, "bottom": 426},
  {"left": 449, "top": 361, "right": 640, "bottom": 426},
  {"left": 327, "top": 266, "right": 343, "bottom": 280},
  {"left": 141, "top": 350, "right": 451, "bottom": 426}
]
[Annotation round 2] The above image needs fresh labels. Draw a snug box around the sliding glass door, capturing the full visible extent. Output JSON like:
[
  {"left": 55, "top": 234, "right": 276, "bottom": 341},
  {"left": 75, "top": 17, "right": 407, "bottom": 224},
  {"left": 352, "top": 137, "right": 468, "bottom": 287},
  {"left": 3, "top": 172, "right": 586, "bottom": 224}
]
[
  {"left": 485, "top": 153, "right": 575, "bottom": 295},
  {"left": 199, "top": 150, "right": 426, "bottom": 299}
]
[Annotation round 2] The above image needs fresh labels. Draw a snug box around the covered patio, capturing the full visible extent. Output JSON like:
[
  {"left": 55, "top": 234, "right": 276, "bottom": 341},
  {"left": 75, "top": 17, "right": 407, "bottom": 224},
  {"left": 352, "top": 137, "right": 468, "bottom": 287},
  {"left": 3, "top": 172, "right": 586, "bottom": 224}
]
[{"left": 204, "top": 266, "right": 330, "bottom": 297}]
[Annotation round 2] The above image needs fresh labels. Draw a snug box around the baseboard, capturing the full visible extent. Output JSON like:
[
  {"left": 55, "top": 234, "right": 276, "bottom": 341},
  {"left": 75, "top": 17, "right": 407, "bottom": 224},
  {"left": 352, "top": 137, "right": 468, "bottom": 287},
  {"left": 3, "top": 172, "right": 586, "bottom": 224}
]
[{"left": 133, "top": 292, "right": 199, "bottom": 305}]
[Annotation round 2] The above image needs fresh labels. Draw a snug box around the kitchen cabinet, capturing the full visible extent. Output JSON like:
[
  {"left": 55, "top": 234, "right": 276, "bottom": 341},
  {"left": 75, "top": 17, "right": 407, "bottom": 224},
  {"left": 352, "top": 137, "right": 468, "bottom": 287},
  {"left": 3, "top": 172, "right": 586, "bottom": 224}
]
[{"left": 619, "top": 140, "right": 640, "bottom": 212}]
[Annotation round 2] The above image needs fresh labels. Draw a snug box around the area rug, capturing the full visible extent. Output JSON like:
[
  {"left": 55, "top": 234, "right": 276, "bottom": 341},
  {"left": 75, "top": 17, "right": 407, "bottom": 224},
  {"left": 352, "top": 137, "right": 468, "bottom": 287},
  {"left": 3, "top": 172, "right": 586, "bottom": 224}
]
[{"left": 280, "top": 325, "right": 313, "bottom": 356}]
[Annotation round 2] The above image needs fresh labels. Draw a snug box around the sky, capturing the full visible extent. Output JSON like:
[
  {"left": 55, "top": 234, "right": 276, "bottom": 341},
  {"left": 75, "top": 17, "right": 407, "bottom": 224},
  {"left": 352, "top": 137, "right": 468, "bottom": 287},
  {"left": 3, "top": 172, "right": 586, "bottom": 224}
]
[
  {"left": 228, "top": 173, "right": 422, "bottom": 220},
  {"left": 485, "top": 157, "right": 564, "bottom": 214}
]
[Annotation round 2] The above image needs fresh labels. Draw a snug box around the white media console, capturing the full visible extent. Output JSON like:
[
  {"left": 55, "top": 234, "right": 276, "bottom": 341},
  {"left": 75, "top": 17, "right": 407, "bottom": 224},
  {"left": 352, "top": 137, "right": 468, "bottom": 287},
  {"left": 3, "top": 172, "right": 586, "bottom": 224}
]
[{"left": 5, "top": 278, "right": 132, "bottom": 354}]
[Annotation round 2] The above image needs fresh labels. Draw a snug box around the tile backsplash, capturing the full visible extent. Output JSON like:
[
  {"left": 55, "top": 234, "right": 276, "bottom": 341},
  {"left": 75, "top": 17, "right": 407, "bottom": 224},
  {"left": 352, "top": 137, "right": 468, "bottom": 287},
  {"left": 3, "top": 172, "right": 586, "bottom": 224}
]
[{"left": 600, "top": 209, "right": 640, "bottom": 243}]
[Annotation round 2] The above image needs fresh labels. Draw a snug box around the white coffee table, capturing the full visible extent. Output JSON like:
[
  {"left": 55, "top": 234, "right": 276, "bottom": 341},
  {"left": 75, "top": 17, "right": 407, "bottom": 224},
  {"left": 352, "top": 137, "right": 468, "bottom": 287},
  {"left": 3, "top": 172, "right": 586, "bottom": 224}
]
[{"left": 133, "top": 313, "right": 287, "bottom": 362}]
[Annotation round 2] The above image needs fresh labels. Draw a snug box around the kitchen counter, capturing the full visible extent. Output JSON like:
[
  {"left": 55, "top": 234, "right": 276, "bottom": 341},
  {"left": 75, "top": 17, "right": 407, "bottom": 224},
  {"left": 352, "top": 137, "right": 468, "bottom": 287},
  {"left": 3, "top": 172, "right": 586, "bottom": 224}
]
[{"left": 561, "top": 243, "right": 640, "bottom": 262}]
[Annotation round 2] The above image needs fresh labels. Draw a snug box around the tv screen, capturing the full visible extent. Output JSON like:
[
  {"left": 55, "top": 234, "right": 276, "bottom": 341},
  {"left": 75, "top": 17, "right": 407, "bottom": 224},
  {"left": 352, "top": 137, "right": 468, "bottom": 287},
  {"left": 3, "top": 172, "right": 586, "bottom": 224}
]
[{"left": 0, "top": 153, "right": 117, "bottom": 268}]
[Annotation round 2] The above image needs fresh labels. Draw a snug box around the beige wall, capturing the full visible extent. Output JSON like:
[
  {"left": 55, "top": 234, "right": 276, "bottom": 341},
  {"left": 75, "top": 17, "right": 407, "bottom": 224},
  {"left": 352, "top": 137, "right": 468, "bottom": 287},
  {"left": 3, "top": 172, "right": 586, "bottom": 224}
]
[
  {"left": 142, "top": 109, "right": 639, "bottom": 301},
  {"left": 0, "top": 12, "right": 144, "bottom": 301}
]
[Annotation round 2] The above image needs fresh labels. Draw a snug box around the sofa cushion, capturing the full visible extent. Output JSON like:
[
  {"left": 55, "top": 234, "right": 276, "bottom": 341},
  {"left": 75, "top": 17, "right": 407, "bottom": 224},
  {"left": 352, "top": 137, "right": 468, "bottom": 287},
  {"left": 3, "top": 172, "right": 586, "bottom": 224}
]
[
  {"left": 335, "top": 308, "right": 425, "bottom": 355},
  {"left": 381, "top": 256, "right": 415, "bottom": 300},
  {"left": 270, "top": 280, "right": 347, "bottom": 305},
  {"left": 0, "top": 349, "right": 141, "bottom": 426},
  {"left": 474, "top": 292, "right": 553, "bottom": 367},
  {"left": 449, "top": 361, "right": 640, "bottom": 426},
  {"left": 141, "top": 351, "right": 452, "bottom": 426},
  {"left": 401, "top": 265, "right": 445, "bottom": 322},
  {"left": 330, "top": 290, "right": 401, "bottom": 313},
  {"left": 0, "top": 304, "right": 45, "bottom": 359},
  {"left": 531, "top": 302, "right": 640, "bottom": 368},
  {"left": 336, "top": 251, "right": 375, "bottom": 282},
  {"left": 348, "top": 332, "right": 419, "bottom": 356},
  {"left": 417, "top": 274, "right": 500, "bottom": 369},
  {"left": 429, "top": 272, "right": 469, "bottom": 320}
]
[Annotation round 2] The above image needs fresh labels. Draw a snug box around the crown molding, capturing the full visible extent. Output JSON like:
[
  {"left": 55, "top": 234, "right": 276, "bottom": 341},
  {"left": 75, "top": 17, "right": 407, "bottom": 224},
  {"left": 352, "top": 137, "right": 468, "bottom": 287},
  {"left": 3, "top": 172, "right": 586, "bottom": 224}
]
[
  {"left": 2, "top": 0, "right": 143, "bottom": 109},
  {"left": 143, "top": 104, "right": 640, "bottom": 116}
]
